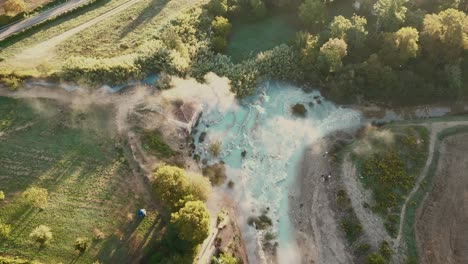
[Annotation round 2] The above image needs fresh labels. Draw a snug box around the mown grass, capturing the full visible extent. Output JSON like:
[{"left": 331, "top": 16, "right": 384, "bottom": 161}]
[
  {"left": 401, "top": 125, "right": 468, "bottom": 263},
  {"left": 0, "top": 97, "right": 162, "bottom": 263},
  {"left": 352, "top": 125, "right": 429, "bottom": 237},
  {"left": 56, "top": 0, "right": 207, "bottom": 58},
  {"left": 226, "top": 13, "right": 298, "bottom": 62}
]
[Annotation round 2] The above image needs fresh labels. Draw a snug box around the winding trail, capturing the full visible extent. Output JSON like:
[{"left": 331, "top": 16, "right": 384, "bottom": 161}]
[{"left": 394, "top": 120, "right": 468, "bottom": 250}]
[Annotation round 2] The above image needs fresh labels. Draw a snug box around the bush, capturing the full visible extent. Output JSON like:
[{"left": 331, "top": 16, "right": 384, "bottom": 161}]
[
  {"left": 212, "top": 16, "right": 232, "bottom": 37},
  {"left": 366, "top": 253, "right": 387, "bottom": 264},
  {"left": 0, "top": 191, "right": 4, "bottom": 200},
  {"left": 29, "top": 225, "right": 52, "bottom": 246},
  {"left": 212, "top": 36, "right": 228, "bottom": 53},
  {"left": 207, "top": 0, "right": 228, "bottom": 16},
  {"left": 74, "top": 237, "right": 90, "bottom": 253},
  {"left": 136, "top": 40, "right": 189, "bottom": 76},
  {"left": 21, "top": 187, "right": 48, "bottom": 209},
  {"left": 0, "top": 222, "right": 12, "bottom": 239},
  {"left": 155, "top": 72, "right": 173, "bottom": 90},
  {"left": 1, "top": 76, "right": 22, "bottom": 91},
  {"left": 61, "top": 55, "right": 143, "bottom": 85},
  {"left": 256, "top": 44, "right": 303, "bottom": 81},
  {"left": 209, "top": 141, "right": 222, "bottom": 157}
]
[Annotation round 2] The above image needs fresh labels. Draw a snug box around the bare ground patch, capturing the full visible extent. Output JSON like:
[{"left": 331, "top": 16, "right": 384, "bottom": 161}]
[{"left": 416, "top": 133, "right": 468, "bottom": 264}]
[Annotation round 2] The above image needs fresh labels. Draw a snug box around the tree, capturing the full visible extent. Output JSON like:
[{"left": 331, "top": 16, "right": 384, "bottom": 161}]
[
  {"left": 3, "top": 0, "right": 26, "bottom": 17},
  {"left": 374, "top": 0, "right": 408, "bottom": 31},
  {"left": 212, "top": 16, "right": 232, "bottom": 37},
  {"left": 297, "top": 32, "right": 319, "bottom": 72},
  {"left": 212, "top": 36, "right": 228, "bottom": 53},
  {"left": 75, "top": 237, "right": 90, "bottom": 253},
  {"left": 318, "top": 38, "right": 348, "bottom": 73},
  {"left": 299, "top": 0, "right": 327, "bottom": 30},
  {"left": 22, "top": 187, "right": 48, "bottom": 209},
  {"left": 187, "top": 172, "right": 212, "bottom": 202},
  {"left": 381, "top": 27, "right": 419, "bottom": 66},
  {"left": 153, "top": 166, "right": 208, "bottom": 211},
  {"left": 29, "top": 225, "right": 53, "bottom": 246},
  {"left": 421, "top": 8, "right": 467, "bottom": 63},
  {"left": 330, "top": 16, "right": 353, "bottom": 39},
  {"left": 347, "top": 14, "right": 368, "bottom": 49},
  {"left": 170, "top": 201, "right": 210, "bottom": 245},
  {"left": 207, "top": 0, "right": 228, "bottom": 16},
  {"left": 0, "top": 223, "right": 11, "bottom": 239}
]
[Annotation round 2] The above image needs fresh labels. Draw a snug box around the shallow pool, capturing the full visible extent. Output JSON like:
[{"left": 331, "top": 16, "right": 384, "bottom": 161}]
[{"left": 193, "top": 82, "right": 361, "bottom": 263}]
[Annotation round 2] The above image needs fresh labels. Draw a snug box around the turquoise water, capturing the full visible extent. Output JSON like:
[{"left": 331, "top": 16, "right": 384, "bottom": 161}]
[{"left": 193, "top": 82, "right": 361, "bottom": 262}]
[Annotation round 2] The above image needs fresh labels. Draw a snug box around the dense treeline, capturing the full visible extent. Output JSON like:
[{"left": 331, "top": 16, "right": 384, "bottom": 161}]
[{"left": 59, "top": 0, "right": 467, "bottom": 106}]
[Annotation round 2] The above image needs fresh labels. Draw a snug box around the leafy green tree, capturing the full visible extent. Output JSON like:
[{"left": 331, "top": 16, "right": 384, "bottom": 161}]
[
  {"left": 381, "top": 27, "right": 419, "bottom": 66},
  {"left": 22, "top": 187, "right": 48, "bottom": 209},
  {"left": 318, "top": 38, "right": 348, "bottom": 73},
  {"left": 299, "top": 0, "right": 327, "bottom": 30},
  {"left": 207, "top": 0, "right": 228, "bottom": 16},
  {"left": 212, "top": 36, "right": 228, "bottom": 53},
  {"left": 347, "top": 14, "right": 368, "bottom": 49},
  {"left": 4, "top": 0, "right": 26, "bottom": 16},
  {"left": 75, "top": 237, "right": 90, "bottom": 253},
  {"left": 297, "top": 33, "right": 319, "bottom": 71},
  {"left": 330, "top": 16, "right": 353, "bottom": 39},
  {"left": 29, "top": 225, "right": 53, "bottom": 246},
  {"left": 374, "top": 0, "right": 408, "bottom": 31},
  {"left": 421, "top": 8, "right": 467, "bottom": 63},
  {"left": 153, "top": 166, "right": 209, "bottom": 211},
  {"left": 170, "top": 201, "right": 210, "bottom": 245},
  {"left": 0, "top": 223, "right": 11, "bottom": 239},
  {"left": 212, "top": 16, "right": 232, "bottom": 37}
]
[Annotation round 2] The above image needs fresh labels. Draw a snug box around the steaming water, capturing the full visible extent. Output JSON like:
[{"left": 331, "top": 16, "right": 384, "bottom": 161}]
[{"left": 193, "top": 82, "right": 361, "bottom": 263}]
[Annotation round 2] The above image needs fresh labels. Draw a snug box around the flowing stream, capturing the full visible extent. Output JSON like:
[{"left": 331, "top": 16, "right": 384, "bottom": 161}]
[{"left": 192, "top": 82, "right": 362, "bottom": 263}]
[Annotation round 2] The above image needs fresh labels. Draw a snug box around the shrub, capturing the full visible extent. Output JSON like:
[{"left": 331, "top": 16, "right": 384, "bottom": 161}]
[
  {"left": 136, "top": 40, "right": 190, "bottom": 76},
  {"left": 207, "top": 0, "right": 228, "bottom": 16},
  {"left": 1, "top": 76, "right": 22, "bottom": 91},
  {"left": 155, "top": 72, "right": 172, "bottom": 90},
  {"left": 61, "top": 55, "right": 143, "bottom": 85},
  {"left": 29, "top": 225, "right": 52, "bottom": 246},
  {"left": 202, "top": 163, "right": 227, "bottom": 185},
  {"left": 0, "top": 191, "right": 4, "bottom": 200},
  {"left": 255, "top": 44, "right": 304, "bottom": 81},
  {"left": 217, "top": 252, "right": 237, "bottom": 264},
  {"left": 211, "top": 16, "right": 232, "bottom": 37},
  {"left": 366, "top": 253, "right": 387, "bottom": 264},
  {"left": 212, "top": 36, "right": 228, "bottom": 53},
  {"left": 21, "top": 187, "right": 48, "bottom": 209},
  {"left": 0, "top": 222, "right": 12, "bottom": 239},
  {"left": 93, "top": 228, "right": 105, "bottom": 240},
  {"left": 209, "top": 141, "right": 222, "bottom": 157},
  {"left": 74, "top": 237, "right": 90, "bottom": 253}
]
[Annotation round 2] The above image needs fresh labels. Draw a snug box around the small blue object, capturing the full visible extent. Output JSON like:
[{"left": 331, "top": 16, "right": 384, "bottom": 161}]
[{"left": 137, "top": 209, "right": 147, "bottom": 217}]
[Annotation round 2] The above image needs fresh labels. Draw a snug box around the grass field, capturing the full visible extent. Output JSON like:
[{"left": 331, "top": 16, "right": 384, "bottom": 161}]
[
  {"left": 0, "top": 97, "right": 163, "bottom": 263},
  {"left": 56, "top": 0, "right": 206, "bottom": 58},
  {"left": 226, "top": 13, "right": 298, "bottom": 62}
]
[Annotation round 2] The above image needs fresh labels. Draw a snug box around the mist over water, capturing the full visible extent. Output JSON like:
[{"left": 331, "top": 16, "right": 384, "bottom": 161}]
[{"left": 193, "top": 82, "right": 361, "bottom": 263}]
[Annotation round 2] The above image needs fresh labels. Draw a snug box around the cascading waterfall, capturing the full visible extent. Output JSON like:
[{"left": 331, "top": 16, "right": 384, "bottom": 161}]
[{"left": 193, "top": 82, "right": 361, "bottom": 263}]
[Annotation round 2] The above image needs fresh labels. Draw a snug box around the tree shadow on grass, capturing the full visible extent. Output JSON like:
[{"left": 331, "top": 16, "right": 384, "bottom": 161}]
[
  {"left": 95, "top": 213, "right": 165, "bottom": 263},
  {"left": 118, "top": 0, "right": 169, "bottom": 39}
]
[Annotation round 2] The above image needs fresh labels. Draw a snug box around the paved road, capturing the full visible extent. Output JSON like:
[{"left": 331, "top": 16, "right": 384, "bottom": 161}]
[{"left": 0, "top": 0, "right": 91, "bottom": 41}]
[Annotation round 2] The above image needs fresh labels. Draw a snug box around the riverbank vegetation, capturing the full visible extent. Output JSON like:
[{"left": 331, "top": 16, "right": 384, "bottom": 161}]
[
  {"left": 352, "top": 125, "right": 429, "bottom": 237},
  {"left": 35, "top": 0, "right": 465, "bottom": 106}
]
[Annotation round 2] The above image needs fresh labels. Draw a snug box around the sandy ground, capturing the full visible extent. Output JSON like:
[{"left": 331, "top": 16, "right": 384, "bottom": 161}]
[
  {"left": 415, "top": 133, "right": 468, "bottom": 264},
  {"left": 290, "top": 139, "right": 353, "bottom": 264},
  {"left": 341, "top": 155, "right": 391, "bottom": 248}
]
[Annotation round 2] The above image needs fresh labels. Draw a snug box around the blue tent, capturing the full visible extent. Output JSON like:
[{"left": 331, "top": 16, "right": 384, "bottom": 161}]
[{"left": 137, "top": 209, "right": 147, "bottom": 217}]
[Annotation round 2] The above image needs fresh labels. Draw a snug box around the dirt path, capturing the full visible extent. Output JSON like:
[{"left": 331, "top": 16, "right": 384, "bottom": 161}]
[
  {"left": 394, "top": 120, "right": 468, "bottom": 251},
  {"left": 0, "top": 0, "right": 92, "bottom": 40},
  {"left": 341, "top": 155, "right": 391, "bottom": 248},
  {"left": 9, "top": 0, "right": 144, "bottom": 68},
  {"left": 415, "top": 134, "right": 468, "bottom": 264},
  {"left": 291, "top": 141, "right": 353, "bottom": 264}
]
